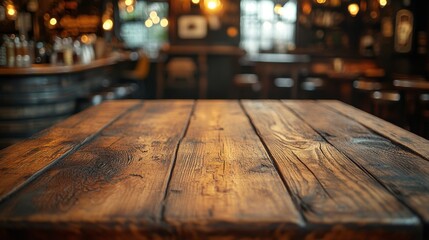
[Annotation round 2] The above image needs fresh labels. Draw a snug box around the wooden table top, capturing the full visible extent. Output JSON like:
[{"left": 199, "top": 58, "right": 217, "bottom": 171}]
[{"left": 0, "top": 100, "right": 428, "bottom": 239}]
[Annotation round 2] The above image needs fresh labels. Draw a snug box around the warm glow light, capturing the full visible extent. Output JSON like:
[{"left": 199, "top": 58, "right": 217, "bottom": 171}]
[
  {"left": 160, "top": 18, "right": 168, "bottom": 27},
  {"left": 7, "top": 8, "right": 16, "bottom": 16},
  {"left": 227, "top": 27, "right": 238, "bottom": 38},
  {"left": 145, "top": 19, "right": 153, "bottom": 28},
  {"left": 205, "top": 0, "right": 222, "bottom": 12},
  {"left": 126, "top": 5, "right": 134, "bottom": 13},
  {"left": 192, "top": 0, "right": 200, "bottom": 4},
  {"left": 49, "top": 18, "right": 57, "bottom": 26},
  {"left": 348, "top": 3, "right": 360, "bottom": 16},
  {"left": 302, "top": 2, "right": 312, "bottom": 15},
  {"left": 124, "top": 0, "right": 134, "bottom": 6},
  {"left": 274, "top": 4, "right": 283, "bottom": 15},
  {"left": 316, "top": 0, "right": 326, "bottom": 4},
  {"left": 103, "top": 19, "right": 113, "bottom": 31},
  {"left": 152, "top": 16, "right": 160, "bottom": 24},
  {"left": 149, "top": 11, "right": 157, "bottom": 19},
  {"left": 379, "top": 0, "right": 387, "bottom": 8},
  {"left": 81, "top": 35, "right": 90, "bottom": 44}
]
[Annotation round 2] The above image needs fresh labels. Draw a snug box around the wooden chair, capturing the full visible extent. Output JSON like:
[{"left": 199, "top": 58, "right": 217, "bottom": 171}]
[
  {"left": 232, "top": 73, "right": 261, "bottom": 99},
  {"left": 161, "top": 57, "right": 198, "bottom": 98}
]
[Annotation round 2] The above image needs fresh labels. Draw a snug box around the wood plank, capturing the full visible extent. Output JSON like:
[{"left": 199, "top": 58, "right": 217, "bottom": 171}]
[
  {"left": 0, "top": 100, "right": 195, "bottom": 239},
  {"left": 0, "top": 100, "right": 141, "bottom": 203},
  {"left": 243, "top": 100, "right": 421, "bottom": 239},
  {"left": 164, "top": 100, "right": 304, "bottom": 239},
  {"left": 319, "top": 100, "right": 429, "bottom": 161},
  {"left": 284, "top": 100, "right": 429, "bottom": 235}
]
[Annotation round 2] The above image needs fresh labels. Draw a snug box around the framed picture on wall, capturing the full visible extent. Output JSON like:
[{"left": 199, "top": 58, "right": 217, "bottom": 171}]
[
  {"left": 177, "top": 15, "right": 207, "bottom": 39},
  {"left": 394, "top": 9, "right": 413, "bottom": 53}
]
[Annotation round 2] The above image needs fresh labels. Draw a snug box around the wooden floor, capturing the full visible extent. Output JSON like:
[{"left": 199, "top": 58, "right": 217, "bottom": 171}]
[{"left": 0, "top": 100, "right": 428, "bottom": 239}]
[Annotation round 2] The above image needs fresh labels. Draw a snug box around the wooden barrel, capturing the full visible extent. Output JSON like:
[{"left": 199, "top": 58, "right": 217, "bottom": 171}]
[{"left": 0, "top": 74, "right": 79, "bottom": 149}]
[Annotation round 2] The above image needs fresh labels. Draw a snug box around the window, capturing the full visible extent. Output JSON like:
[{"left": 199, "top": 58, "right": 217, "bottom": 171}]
[
  {"left": 119, "top": 1, "right": 168, "bottom": 57},
  {"left": 240, "top": 0, "right": 297, "bottom": 55}
]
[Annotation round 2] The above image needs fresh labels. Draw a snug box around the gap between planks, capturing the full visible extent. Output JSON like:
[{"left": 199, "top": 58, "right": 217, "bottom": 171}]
[
  {"left": 160, "top": 100, "right": 197, "bottom": 223},
  {"left": 282, "top": 100, "right": 427, "bottom": 239},
  {"left": 238, "top": 100, "right": 307, "bottom": 225}
]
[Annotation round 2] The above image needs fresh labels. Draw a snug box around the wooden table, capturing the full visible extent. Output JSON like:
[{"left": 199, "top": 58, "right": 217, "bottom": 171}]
[
  {"left": 309, "top": 61, "right": 385, "bottom": 103},
  {"left": 0, "top": 100, "right": 428, "bottom": 239},
  {"left": 243, "top": 53, "right": 311, "bottom": 98}
]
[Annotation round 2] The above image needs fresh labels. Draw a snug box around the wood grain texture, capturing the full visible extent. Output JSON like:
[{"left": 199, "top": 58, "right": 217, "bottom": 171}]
[
  {"left": 243, "top": 100, "right": 421, "bottom": 239},
  {"left": 164, "top": 100, "right": 304, "bottom": 239},
  {"left": 0, "top": 100, "right": 141, "bottom": 202},
  {"left": 284, "top": 100, "right": 429, "bottom": 235},
  {"left": 0, "top": 100, "right": 194, "bottom": 239},
  {"left": 319, "top": 100, "right": 429, "bottom": 161},
  {"left": 1, "top": 99, "right": 427, "bottom": 239}
]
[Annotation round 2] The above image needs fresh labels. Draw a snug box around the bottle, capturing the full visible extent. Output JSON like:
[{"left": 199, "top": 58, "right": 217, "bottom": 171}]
[
  {"left": 51, "top": 37, "right": 63, "bottom": 65},
  {"left": 6, "top": 35, "right": 15, "bottom": 67},
  {"left": 35, "top": 41, "right": 46, "bottom": 64},
  {"left": 73, "top": 40, "right": 82, "bottom": 63},
  {"left": 63, "top": 37, "right": 73, "bottom": 66},
  {"left": 21, "top": 36, "right": 31, "bottom": 67},
  {"left": 14, "top": 36, "right": 23, "bottom": 67},
  {"left": 0, "top": 35, "right": 7, "bottom": 67}
]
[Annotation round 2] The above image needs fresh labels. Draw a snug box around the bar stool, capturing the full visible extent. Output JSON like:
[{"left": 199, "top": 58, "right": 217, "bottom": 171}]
[
  {"left": 299, "top": 76, "right": 332, "bottom": 99},
  {"left": 352, "top": 79, "right": 384, "bottom": 113},
  {"left": 269, "top": 77, "right": 294, "bottom": 99},
  {"left": 232, "top": 73, "right": 261, "bottom": 99},
  {"left": 371, "top": 91, "right": 405, "bottom": 127}
]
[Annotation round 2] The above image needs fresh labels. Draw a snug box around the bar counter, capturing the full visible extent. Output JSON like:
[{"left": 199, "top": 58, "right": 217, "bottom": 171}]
[
  {"left": 0, "top": 100, "right": 428, "bottom": 239},
  {"left": 0, "top": 53, "right": 131, "bottom": 148},
  {"left": 0, "top": 55, "right": 122, "bottom": 76}
]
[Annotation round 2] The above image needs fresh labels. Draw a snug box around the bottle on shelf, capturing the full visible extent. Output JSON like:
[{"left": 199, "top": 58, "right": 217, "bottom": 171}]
[
  {"left": 20, "top": 35, "right": 32, "bottom": 67},
  {"left": 0, "top": 35, "right": 7, "bottom": 67},
  {"left": 6, "top": 35, "right": 15, "bottom": 68}
]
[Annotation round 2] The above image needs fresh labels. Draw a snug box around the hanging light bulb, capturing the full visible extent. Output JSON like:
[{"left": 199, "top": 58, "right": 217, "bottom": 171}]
[
  {"left": 6, "top": 3, "right": 17, "bottom": 20},
  {"left": 124, "top": 0, "right": 134, "bottom": 7},
  {"left": 119, "top": 0, "right": 137, "bottom": 13},
  {"left": 274, "top": 3, "right": 283, "bottom": 15},
  {"left": 49, "top": 17, "right": 58, "bottom": 26},
  {"left": 160, "top": 18, "right": 168, "bottom": 28},
  {"left": 348, "top": 3, "right": 360, "bottom": 17},
  {"left": 204, "top": 0, "right": 222, "bottom": 13},
  {"left": 103, "top": 19, "right": 113, "bottom": 31}
]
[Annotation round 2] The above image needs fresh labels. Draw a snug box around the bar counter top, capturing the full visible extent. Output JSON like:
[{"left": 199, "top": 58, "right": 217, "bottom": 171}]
[
  {"left": 0, "top": 100, "right": 428, "bottom": 239},
  {"left": 0, "top": 53, "right": 127, "bottom": 76}
]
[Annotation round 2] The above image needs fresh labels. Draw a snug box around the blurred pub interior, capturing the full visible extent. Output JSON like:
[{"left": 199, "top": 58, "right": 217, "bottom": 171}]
[{"left": 0, "top": 0, "right": 429, "bottom": 148}]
